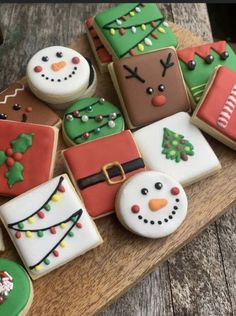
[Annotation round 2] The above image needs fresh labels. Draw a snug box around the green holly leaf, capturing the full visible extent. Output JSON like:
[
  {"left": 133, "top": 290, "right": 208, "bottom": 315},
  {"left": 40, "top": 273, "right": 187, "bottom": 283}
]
[
  {"left": 11, "top": 133, "right": 34, "bottom": 153},
  {"left": 0, "top": 151, "right": 6, "bottom": 166},
  {"left": 6, "top": 162, "right": 24, "bottom": 187}
]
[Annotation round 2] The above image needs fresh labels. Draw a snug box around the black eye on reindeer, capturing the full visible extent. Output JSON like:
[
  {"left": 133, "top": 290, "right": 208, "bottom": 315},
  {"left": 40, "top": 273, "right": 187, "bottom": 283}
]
[
  {"left": 123, "top": 65, "right": 146, "bottom": 83},
  {"left": 160, "top": 53, "right": 174, "bottom": 77}
]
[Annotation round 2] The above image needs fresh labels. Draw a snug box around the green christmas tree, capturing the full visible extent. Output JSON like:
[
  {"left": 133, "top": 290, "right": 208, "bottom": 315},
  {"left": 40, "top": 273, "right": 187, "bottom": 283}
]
[{"left": 161, "top": 128, "right": 194, "bottom": 163}]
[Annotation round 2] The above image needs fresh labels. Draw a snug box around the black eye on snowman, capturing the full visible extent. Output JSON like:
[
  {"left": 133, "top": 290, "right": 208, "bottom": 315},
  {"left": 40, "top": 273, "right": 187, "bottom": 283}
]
[
  {"left": 56, "top": 52, "right": 63, "bottom": 58},
  {"left": 141, "top": 188, "right": 148, "bottom": 195},
  {"left": 42, "top": 56, "right": 49, "bottom": 62},
  {"left": 154, "top": 182, "right": 163, "bottom": 190}
]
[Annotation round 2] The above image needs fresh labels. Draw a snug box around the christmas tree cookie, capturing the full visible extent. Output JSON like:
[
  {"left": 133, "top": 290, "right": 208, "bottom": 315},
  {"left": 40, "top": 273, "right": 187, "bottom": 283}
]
[
  {"left": 133, "top": 112, "right": 221, "bottom": 186},
  {"left": 0, "top": 83, "right": 61, "bottom": 126},
  {"left": 177, "top": 41, "right": 236, "bottom": 107},
  {"left": 0, "top": 174, "right": 103, "bottom": 279},
  {"left": 192, "top": 66, "right": 236, "bottom": 151},
  {"left": 0, "top": 258, "right": 33, "bottom": 315},
  {"left": 0, "top": 120, "right": 58, "bottom": 197},
  {"left": 62, "top": 97, "right": 124, "bottom": 146},
  {"left": 94, "top": 3, "right": 178, "bottom": 59},
  {"left": 109, "top": 47, "right": 190, "bottom": 128}
]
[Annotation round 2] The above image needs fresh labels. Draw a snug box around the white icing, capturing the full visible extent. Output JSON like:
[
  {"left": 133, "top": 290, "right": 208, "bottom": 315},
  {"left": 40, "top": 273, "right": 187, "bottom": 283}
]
[
  {"left": 116, "top": 171, "right": 188, "bottom": 238},
  {"left": 0, "top": 174, "right": 102, "bottom": 277},
  {"left": 133, "top": 112, "right": 221, "bottom": 186},
  {"left": 27, "top": 46, "right": 95, "bottom": 105},
  {"left": 0, "top": 85, "right": 24, "bottom": 104}
]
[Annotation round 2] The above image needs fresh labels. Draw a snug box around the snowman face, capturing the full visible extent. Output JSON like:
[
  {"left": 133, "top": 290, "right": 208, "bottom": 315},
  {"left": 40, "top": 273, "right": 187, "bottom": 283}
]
[
  {"left": 27, "top": 46, "right": 91, "bottom": 96},
  {"left": 116, "top": 171, "right": 188, "bottom": 238}
]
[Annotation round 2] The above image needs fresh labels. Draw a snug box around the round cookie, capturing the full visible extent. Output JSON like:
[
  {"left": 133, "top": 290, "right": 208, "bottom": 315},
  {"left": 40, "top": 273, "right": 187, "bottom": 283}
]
[
  {"left": 62, "top": 97, "right": 124, "bottom": 145},
  {"left": 0, "top": 258, "right": 33, "bottom": 316},
  {"left": 115, "top": 171, "right": 188, "bottom": 238},
  {"left": 26, "top": 46, "right": 97, "bottom": 109}
]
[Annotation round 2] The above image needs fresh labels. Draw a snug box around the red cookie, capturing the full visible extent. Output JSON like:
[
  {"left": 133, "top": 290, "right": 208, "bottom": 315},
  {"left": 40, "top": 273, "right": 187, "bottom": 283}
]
[
  {"left": 62, "top": 130, "right": 145, "bottom": 218},
  {"left": 192, "top": 66, "right": 236, "bottom": 150},
  {"left": 0, "top": 120, "right": 58, "bottom": 196}
]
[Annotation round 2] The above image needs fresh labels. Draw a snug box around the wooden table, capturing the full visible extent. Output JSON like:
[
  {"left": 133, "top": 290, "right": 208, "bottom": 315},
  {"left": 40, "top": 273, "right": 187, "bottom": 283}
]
[{"left": 0, "top": 4, "right": 235, "bottom": 315}]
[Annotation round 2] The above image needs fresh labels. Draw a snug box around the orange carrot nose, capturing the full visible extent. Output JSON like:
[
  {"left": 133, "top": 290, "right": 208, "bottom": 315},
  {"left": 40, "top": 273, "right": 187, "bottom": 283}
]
[
  {"left": 51, "top": 61, "right": 66, "bottom": 71},
  {"left": 148, "top": 198, "right": 168, "bottom": 211}
]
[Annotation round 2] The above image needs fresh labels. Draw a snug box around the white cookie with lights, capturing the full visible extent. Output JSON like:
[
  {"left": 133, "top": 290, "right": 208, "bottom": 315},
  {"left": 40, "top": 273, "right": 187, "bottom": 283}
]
[
  {"left": 133, "top": 112, "right": 221, "bottom": 186},
  {"left": 27, "top": 46, "right": 97, "bottom": 109},
  {"left": 115, "top": 171, "right": 188, "bottom": 239},
  {"left": 0, "top": 174, "right": 103, "bottom": 279}
]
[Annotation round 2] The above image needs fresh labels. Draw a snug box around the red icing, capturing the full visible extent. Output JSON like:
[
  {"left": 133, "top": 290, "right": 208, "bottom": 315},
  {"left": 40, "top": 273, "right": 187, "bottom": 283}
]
[
  {"left": 63, "top": 131, "right": 145, "bottom": 218},
  {"left": 72, "top": 57, "right": 80, "bottom": 64},
  {"left": 0, "top": 120, "right": 57, "bottom": 197},
  {"left": 171, "top": 187, "right": 180, "bottom": 195},
  {"left": 25, "top": 107, "right": 32, "bottom": 113},
  {"left": 76, "top": 222, "right": 82, "bottom": 228},
  {"left": 131, "top": 205, "right": 140, "bottom": 213},
  {"left": 151, "top": 95, "right": 166, "bottom": 107},
  {"left": 83, "top": 132, "right": 90, "bottom": 139},
  {"left": 5, "top": 148, "right": 13, "bottom": 156},
  {"left": 53, "top": 250, "right": 59, "bottom": 257},
  {"left": 58, "top": 184, "right": 65, "bottom": 193},
  {"left": 15, "top": 231, "right": 21, "bottom": 239},
  {"left": 129, "top": 49, "right": 135, "bottom": 56},
  {"left": 50, "top": 227, "right": 56, "bottom": 234},
  {"left": 177, "top": 41, "right": 227, "bottom": 64},
  {"left": 6, "top": 157, "right": 15, "bottom": 167},
  {"left": 196, "top": 66, "right": 236, "bottom": 142},
  {"left": 13, "top": 152, "right": 23, "bottom": 161},
  {"left": 34, "top": 66, "right": 43, "bottom": 73},
  {"left": 37, "top": 211, "right": 45, "bottom": 219}
]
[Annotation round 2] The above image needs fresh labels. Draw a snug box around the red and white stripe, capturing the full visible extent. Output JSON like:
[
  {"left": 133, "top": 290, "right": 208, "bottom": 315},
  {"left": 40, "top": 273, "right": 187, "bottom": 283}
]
[{"left": 217, "top": 84, "right": 236, "bottom": 128}]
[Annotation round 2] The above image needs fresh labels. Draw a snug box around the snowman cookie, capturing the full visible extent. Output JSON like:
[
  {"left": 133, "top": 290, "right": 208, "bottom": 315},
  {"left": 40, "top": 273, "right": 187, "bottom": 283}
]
[
  {"left": 0, "top": 258, "right": 33, "bottom": 315},
  {"left": 115, "top": 171, "right": 188, "bottom": 239},
  {"left": 27, "top": 46, "right": 97, "bottom": 109}
]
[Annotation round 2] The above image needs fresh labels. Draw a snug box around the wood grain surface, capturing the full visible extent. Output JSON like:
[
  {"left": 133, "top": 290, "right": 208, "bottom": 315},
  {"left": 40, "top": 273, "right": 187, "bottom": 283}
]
[{"left": 0, "top": 4, "right": 235, "bottom": 316}]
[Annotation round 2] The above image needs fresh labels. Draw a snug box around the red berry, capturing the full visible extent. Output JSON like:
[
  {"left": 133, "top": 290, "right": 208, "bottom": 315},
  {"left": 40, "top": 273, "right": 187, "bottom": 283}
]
[
  {"left": 13, "top": 152, "right": 23, "bottom": 161},
  {"left": 50, "top": 227, "right": 56, "bottom": 234},
  {"left": 53, "top": 250, "right": 59, "bottom": 257},
  {"left": 171, "top": 187, "right": 180, "bottom": 195},
  {"left": 76, "top": 222, "right": 82, "bottom": 229},
  {"left": 15, "top": 231, "right": 21, "bottom": 239},
  {"left": 5, "top": 148, "right": 13, "bottom": 156},
  {"left": 131, "top": 205, "right": 140, "bottom": 213},
  {"left": 34, "top": 65, "right": 43, "bottom": 73},
  {"left": 72, "top": 57, "right": 80, "bottom": 64},
  {"left": 58, "top": 185, "right": 65, "bottom": 193},
  {"left": 37, "top": 211, "right": 45, "bottom": 219},
  {"left": 25, "top": 107, "right": 32, "bottom": 113},
  {"left": 6, "top": 157, "right": 15, "bottom": 167}
]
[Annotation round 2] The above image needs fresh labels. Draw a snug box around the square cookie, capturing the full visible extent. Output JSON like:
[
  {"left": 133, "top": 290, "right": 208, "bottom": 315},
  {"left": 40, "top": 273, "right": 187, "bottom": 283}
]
[
  {"left": 85, "top": 16, "right": 112, "bottom": 73},
  {"left": 0, "top": 120, "right": 58, "bottom": 197},
  {"left": 133, "top": 112, "right": 221, "bottom": 186},
  {"left": 192, "top": 66, "right": 236, "bottom": 150},
  {"left": 0, "top": 82, "right": 61, "bottom": 126},
  {"left": 177, "top": 41, "right": 236, "bottom": 106},
  {"left": 0, "top": 174, "right": 103, "bottom": 279},
  {"left": 109, "top": 47, "right": 190, "bottom": 128},
  {"left": 62, "top": 130, "right": 145, "bottom": 218},
  {"left": 94, "top": 3, "right": 178, "bottom": 59}
]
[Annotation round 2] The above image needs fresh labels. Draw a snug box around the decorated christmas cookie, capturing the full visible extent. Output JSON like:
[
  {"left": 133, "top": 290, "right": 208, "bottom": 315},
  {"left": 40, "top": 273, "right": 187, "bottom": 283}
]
[
  {"left": 0, "top": 258, "right": 33, "bottom": 315},
  {"left": 85, "top": 16, "right": 112, "bottom": 73},
  {"left": 109, "top": 47, "right": 190, "bottom": 128},
  {"left": 133, "top": 112, "right": 221, "bottom": 186},
  {"left": 0, "top": 82, "right": 61, "bottom": 126},
  {"left": 27, "top": 46, "right": 97, "bottom": 109},
  {"left": 0, "top": 120, "right": 58, "bottom": 197},
  {"left": 0, "top": 174, "right": 103, "bottom": 279},
  {"left": 192, "top": 66, "right": 236, "bottom": 151},
  {"left": 62, "top": 97, "right": 124, "bottom": 146},
  {"left": 115, "top": 171, "right": 188, "bottom": 238},
  {"left": 62, "top": 130, "right": 145, "bottom": 218},
  {"left": 94, "top": 3, "right": 178, "bottom": 59},
  {"left": 177, "top": 41, "right": 236, "bottom": 106}
]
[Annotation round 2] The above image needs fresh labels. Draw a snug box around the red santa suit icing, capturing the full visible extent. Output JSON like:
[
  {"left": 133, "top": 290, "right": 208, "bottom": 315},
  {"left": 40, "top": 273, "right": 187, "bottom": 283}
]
[{"left": 196, "top": 66, "right": 236, "bottom": 142}]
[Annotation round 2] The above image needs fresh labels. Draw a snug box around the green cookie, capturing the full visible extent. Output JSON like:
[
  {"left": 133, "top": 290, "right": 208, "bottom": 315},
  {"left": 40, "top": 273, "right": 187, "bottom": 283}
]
[{"left": 63, "top": 97, "right": 124, "bottom": 145}]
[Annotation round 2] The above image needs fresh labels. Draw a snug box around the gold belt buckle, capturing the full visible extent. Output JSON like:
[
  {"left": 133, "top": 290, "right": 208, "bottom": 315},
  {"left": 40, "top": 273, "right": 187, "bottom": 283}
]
[{"left": 102, "top": 161, "right": 126, "bottom": 185}]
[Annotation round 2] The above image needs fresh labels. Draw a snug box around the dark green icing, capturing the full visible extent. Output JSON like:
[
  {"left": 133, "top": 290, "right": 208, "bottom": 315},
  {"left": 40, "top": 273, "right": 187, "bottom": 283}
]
[{"left": 94, "top": 3, "right": 178, "bottom": 58}]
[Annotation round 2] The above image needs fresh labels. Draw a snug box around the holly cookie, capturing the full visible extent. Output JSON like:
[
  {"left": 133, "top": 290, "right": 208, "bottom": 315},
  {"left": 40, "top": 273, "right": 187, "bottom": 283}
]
[
  {"left": 0, "top": 174, "right": 103, "bottom": 279},
  {"left": 109, "top": 47, "right": 190, "bottom": 128},
  {"left": 0, "top": 83, "right": 61, "bottom": 126},
  {"left": 62, "top": 130, "right": 145, "bottom": 218},
  {"left": 115, "top": 171, "right": 188, "bottom": 238},
  {"left": 177, "top": 41, "right": 236, "bottom": 106},
  {"left": 93, "top": 3, "right": 178, "bottom": 59},
  {"left": 62, "top": 97, "right": 124, "bottom": 146},
  {"left": 0, "top": 258, "right": 33, "bottom": 315},
  {"left": 85, "top": 16, "right": 112, "bottom": 73},
  {"left": 0, "top": 120, "right": 58, "bottom": 197},
  {"left": 133, "top": 112, "right": 221, "bottom": 186},
  {"left": 27, "top": 46, "right": 97, "bottom": 109},
  {"left": 192, "top": 66, "right": 236, "bottom": 151}
]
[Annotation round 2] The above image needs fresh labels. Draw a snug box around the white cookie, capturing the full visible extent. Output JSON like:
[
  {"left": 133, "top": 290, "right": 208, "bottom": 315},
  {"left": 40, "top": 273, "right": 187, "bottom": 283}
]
[
  {"left": 133, "top": 112, "right": 221, "bottom": 186},
  {"left": 115, "top": 171, "right": 188, "bottom": 239},
  {"left": 27, "top": 46, "right": 97, "bottom": 109}
]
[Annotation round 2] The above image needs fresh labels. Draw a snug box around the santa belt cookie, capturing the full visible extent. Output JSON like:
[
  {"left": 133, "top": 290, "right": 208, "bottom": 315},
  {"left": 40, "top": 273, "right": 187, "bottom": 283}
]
[{"left": 78, "top": 158, "right": 145, "bottom": 189}]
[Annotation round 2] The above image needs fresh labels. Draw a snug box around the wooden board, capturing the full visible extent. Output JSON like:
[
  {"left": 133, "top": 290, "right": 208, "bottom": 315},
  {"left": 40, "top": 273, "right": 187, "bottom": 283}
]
[{"left": 1, "top": 23, "right": 236, "bottom": 316}]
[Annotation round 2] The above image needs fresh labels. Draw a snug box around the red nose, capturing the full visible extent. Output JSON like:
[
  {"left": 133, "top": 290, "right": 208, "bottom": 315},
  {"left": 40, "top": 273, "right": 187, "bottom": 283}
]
[{"left": 151, "top": 95, "right": 166, "bottom": 107}]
